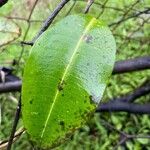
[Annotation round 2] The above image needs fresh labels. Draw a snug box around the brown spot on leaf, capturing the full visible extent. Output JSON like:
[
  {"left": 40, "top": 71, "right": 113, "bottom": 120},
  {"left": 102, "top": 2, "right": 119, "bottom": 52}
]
[
  {"left": 58, "top": 80, "right": 65, "bottom": 91},
  {"left": 59, "top": 121, "right": 65, "bottom": 130},
  {"left": 89, "top": 95, "right": 96, "bottom": 104},
  {"left": 29, "top": 99, "right": 33, "bottom": 104},
  {"left": 58, "top": 84, "right": 63, "bottom": 91}
]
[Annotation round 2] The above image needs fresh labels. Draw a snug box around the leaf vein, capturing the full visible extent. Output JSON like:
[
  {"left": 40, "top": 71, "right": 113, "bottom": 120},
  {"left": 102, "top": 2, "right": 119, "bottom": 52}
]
[{"left": 40, "top": 17, "right": 96, "bottom": 138}]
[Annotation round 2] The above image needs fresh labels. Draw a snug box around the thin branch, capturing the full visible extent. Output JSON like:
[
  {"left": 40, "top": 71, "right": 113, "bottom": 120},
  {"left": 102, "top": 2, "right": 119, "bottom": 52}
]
[
  {"left": 1, "top": 79, "right": 150, "bottom": 115},
  {"left": 114, "top": 80, "right": 150, "bottom": 103},
  {"left": 111, "top": 0, "right": 140, "bottom": 31},
  {"left": 0, "top": 0, "right": 8, "bottom": 7},
  {"left": 101, "top": 119, "right": 150, "bottom": 150},
  {"left": 84, "top": 0, "right": 94, "bottom": 14},
  {"left": 76, "top": 0, "right": 124, "bottom": 12},
  {"left": 7, "top": 97, "right": 21, "bottom": 150},
  {"left": 17, "top": 0, "right": 39, "bottom": 65},
  {"left": 22, "top": 0, "right": 71, "bottom": 46},
  {"left": 0, "top": 127, "right": 25, "bottom": 150},
  {"left": 96, "top": 0, "right": 109, "bottom": 18},
  {"left": 65, "top": 0, "right": 76, "bottom": 16},
  {"left": 3, "top": 15, "right": 44, "bottom": 22},
  {"left": 109, "top": 8, "right": 150, "bottom": 27}
]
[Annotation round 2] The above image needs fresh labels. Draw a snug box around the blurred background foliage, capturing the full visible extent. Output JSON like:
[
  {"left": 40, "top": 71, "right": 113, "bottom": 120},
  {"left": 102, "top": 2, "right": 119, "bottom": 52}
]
[{"left": 0, "top": 0, "right": 150, "bottom": 149}]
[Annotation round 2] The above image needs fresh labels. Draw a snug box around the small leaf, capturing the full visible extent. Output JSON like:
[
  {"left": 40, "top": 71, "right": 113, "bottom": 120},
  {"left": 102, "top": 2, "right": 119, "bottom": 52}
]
[
  {"left": 22, "top": 14, "right": 116, "bottom": 148},
  {"left": 0, "top": 17, "right": 20, "bottom": 47}
]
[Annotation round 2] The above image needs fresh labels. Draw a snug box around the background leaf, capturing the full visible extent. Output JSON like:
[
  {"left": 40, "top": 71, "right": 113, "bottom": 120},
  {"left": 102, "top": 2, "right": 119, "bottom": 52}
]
[
  {"left": 0, "top": 17, "right": 20, "bottom": 47},
  {"left": 22, "top": 14, "right": 116, "bottom": 148}
]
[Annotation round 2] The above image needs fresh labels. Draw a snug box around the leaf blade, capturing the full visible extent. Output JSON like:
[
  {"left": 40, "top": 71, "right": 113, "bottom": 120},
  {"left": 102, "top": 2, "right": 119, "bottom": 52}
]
[{"left": 22, "top": 14, "right": 116, "bottom": 148}]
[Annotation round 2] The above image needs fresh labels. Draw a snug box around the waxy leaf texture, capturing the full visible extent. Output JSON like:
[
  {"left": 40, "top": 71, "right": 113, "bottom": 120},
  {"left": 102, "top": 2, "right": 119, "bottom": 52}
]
[{"left": 22, "top": 15, "right": 116, "bottom": 148}]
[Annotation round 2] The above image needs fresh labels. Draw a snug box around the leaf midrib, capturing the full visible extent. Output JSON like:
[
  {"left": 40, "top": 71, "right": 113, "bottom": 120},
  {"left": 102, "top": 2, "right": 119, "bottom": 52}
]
[{"left": 40, "top": 17, "right": 96, "bottom": 138}]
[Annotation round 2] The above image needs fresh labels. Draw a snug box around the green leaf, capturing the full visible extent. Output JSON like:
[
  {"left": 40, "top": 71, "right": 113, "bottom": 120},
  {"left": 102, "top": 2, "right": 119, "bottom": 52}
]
[
  {"left": 22, "top": 14, "right": 116, "bottom": 148},
  {"left": 0, "top": 17, "right": 20, "bottom": 47}
]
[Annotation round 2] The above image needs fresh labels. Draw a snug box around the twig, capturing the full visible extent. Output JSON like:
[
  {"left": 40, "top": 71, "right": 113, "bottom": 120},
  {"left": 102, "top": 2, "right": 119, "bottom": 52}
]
[
  {"left": 96, "top": 80, "right": 150, "bottom": 114},
  {"left": 0, "top": 0, "right": 8, "bottom": 7},
  {"left": 17, "top": 0, "right": 39, "bottom": 65},
  {"left": 76, "top": 0, "right": 124, "bottom": 12},
  {"left": 0, "top": 127, "right": 25, "bottom": 150},
  {"left": 109, "top": 8, "right": 150, "bottom": 27},
  {"left": 111, "top": 0, "right": 140, "bottom": 30},
  {"left": 115, "top": 80, "right": 150, "bottom": 103},
  {"left": 96, "top": 0, "right": 108, "bottom": 18},
  {"left": 0, "top": 21, "right": 21, "bottom": 48},
  {"left": 3, "top": 16, "right": 44, "bottom": 23},
  {"left": 84, "top": 0, "right": 94, "bottom": 14},
  {"left": 101, "top": 119, "right": 150, "bottom": 150},
  {"left": 65, "top": 0, "right": 76, "bottom": 16},
  {"left": 7, "top": 97, "right": 21, "bottom": 150},
  {"left": 22, "top": 0, "right": 71, "bottom": 46}
]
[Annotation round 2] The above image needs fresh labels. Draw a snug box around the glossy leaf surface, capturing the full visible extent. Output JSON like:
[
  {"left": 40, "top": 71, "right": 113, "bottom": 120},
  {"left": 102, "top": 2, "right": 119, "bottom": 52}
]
[{"left": 22, "top": 15, "right": 116, "bottom": 148}]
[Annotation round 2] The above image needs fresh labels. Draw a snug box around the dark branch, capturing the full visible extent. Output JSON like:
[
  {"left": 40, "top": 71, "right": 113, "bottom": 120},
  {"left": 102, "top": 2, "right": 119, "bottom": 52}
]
[
  {"left": 96, "top": 80, "right": 150, "bottom": 114},
  {"left": 1, "top": 71, "right": 150, "bottom": 115},
  {"left": 0, "top": 0, "right": 8, "bottom": 7},
  {"left": 0, "top": 81, "right": 21, "bottom": 93},
  {"left": 114, "top": 80, "right": 150, "bottom": 103},
  {"left": 84, "top": 0, "right": 94, "bottom": 14},
  {"left": 22, "top": 0, "right": 70, "bottom": 46},
  {"left": 97, "top": 101, "right": 150, "bottom": 114},
  {"left": 7, "top": 97, "right": 21, "bottom": 150},
  {"left": 0, "top": 56, "right": 150, "bottom": 93},
  {"left": 1, "top": 78, "right": 150, "bottom": 114},
  {"left": 113, "top": 56, "right": 150, "bottom": 74}
]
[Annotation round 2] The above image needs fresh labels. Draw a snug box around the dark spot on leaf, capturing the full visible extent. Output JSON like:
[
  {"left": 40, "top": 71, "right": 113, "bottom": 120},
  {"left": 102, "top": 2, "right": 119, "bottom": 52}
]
[
  {"left": 60, "top": 121, "right": 65, "bottom": 126},
  {"left": 58, "top": 83, "right": 63, "bottom": 91},
  {"left": 89, "top": 95, "right": 98, "bottom": 104},
  {"left": 89, "top": 95, "right": 93, "bottom": 104},
  {"left": 59, "top": 121, "right": 65, "bottom": 130},
  {"left": 76, "top": 51, "right": 79, "bottom": 54},
  {"left": 58, "top": 80, "right": 66, "bottom": 91},
  {"left": 29, "top": 99, "right": 33, "bottom": 104},
  {"left": 62, "top": 93, "right": 64, "bottom": 97},
  {"left": 83, "top": 35, "right": 93, "bottom": 43}
]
